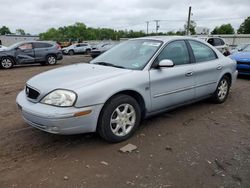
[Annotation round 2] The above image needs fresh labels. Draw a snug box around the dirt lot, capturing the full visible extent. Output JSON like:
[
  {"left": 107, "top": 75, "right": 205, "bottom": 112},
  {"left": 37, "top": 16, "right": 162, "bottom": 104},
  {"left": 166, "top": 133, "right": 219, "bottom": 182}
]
[{"left": 0, "top": 55, "right": 249, "bottom": 188}]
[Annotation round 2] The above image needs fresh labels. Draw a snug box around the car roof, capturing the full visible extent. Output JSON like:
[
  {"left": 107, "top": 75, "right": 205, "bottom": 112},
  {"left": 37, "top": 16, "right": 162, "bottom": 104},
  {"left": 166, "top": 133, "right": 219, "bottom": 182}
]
[{"left": 130, "top": 35, "right": 201, "bottom": 43}]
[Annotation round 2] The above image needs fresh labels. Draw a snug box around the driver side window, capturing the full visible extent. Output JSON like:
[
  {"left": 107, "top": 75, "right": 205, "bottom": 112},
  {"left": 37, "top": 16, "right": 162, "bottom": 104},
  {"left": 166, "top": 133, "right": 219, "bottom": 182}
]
[
  {"left": 156, "top": 40, "right": 190, "bottom": 66},
  {"left": 18, "top": 43, "right": 32, "bottom": 50}
]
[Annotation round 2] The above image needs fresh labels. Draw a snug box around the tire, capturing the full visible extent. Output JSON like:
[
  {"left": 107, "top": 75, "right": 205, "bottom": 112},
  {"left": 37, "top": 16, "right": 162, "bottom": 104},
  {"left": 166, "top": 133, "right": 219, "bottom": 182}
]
[
  {"left": 46, "top": 55, "right": 57, "bottom": 65},
  {"left": 97, "top": 94, "right": 141, "bottom": 143},
  {"left": 69, "top": 50, "right": 74, "bottom": 56},
  {"left": 211, "top": 76, "right": 230, "bottom": 103},
  {"left": 86, "top": 49, "right": 91, "bottom": 55},
  {"left": 0, "top": 57, "right": 14, "bottom": 69}
]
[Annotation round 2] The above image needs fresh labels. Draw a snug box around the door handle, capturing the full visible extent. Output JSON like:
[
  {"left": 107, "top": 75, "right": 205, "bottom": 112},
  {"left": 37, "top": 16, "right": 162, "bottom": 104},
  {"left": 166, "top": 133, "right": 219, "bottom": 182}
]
[
  {"left": 185, "top": 71, "right": 193, "bottom": 77},
  {"left": 217, "top": 65, "right": 222, "bottom": 70}
]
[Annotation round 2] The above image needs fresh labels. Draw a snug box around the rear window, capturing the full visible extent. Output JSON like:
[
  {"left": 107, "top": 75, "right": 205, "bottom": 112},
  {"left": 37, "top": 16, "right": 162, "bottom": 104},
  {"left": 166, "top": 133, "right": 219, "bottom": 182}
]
[
  {"left": 33, "top": 42, "right": 53, "bottom": 49},
  {"left": 189, "top": 40, "right": 217, "bottom": 63}
]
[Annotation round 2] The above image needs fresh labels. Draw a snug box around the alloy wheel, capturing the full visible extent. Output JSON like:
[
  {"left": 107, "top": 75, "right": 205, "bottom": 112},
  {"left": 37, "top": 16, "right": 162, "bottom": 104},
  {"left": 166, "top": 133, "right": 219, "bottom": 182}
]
[
  {"left": 217, "top": 79, "right": 228, "bottom": 100},
  {"left": 110, "top": 103, "right": 136, "bottom": 137},
  {"left": 1, "top": 58, "right": 13, "bottom": 69}
]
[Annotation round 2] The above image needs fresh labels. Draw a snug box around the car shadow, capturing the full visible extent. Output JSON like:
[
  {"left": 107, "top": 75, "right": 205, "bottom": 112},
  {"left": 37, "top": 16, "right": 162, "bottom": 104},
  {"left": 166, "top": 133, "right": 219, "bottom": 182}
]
[{"left": 237, "top": 75, "right": 250, "bottom": 80}]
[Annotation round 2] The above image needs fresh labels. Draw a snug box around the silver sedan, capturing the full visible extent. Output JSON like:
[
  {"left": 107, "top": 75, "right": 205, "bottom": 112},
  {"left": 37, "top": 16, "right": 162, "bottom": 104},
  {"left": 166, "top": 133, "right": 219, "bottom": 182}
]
[{"left": 16, "top": 36, "right": 238, "bottom": 142}]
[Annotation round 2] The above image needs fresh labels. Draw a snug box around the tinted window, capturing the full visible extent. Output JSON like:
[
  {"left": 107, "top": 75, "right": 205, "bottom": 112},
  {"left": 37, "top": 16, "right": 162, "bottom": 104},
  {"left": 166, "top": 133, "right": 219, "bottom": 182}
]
[
  {"left": 207, "top": 38, "right": 214, "bottom": 46},
  {"left": 213, "top": 38, "right": 222, "bottom": 46},
  {"left": 189, "top": 40, "right": 217, "bottom": 63},
  {"left": 33, "top": 42, "right": 52, "bottom": 48},
  {"left": 80, "top": 44, "right": 87, "bottom": 47},
  {"left": 220, "top": 39, "right": 225, "bottom": 45},
  {"left": 157, "top": 40, "right": 190, "bottom": 65},
  {"left": 18, "top": 43, "right": 32, "bottom": 50}
]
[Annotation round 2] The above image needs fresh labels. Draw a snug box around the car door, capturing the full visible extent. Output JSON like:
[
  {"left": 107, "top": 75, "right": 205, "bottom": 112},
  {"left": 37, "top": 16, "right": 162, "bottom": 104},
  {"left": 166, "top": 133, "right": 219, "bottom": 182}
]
[
  {"left": 73, "top": 44, "right": 81, "bottom": 53},
  {"left": 149, "top": 40, "right": 195, "bottom": 112},
  {"left": 33, "top": 42, "right": 52, "bottom": 62},
  {"left": 80, "top": 44, "right": 87, "bottom": 53},
  {"left": 15, "top": 43, "right": 35, "bottom": 64},
  {"left": 187, "top": 40, "right": 222, "bottom": 98}
]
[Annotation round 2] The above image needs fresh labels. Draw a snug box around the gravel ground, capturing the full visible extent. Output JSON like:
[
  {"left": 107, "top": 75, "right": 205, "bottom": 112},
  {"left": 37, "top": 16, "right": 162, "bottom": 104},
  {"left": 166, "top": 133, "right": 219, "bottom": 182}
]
[{"left": 0, "top": 55, "right": 249, "bottom": 188}]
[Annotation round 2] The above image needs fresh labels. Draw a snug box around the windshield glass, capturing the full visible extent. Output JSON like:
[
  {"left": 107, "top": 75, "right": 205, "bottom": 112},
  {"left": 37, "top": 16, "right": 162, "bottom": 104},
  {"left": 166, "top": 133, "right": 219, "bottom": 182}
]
[
  {"left": 7, "top": 42, "right": 23, "bottom": 50},
  {"left": 236, "top": 44, "right": 247, "bottom": 50},
  {"left": 91, "top": 39, "right": 162, "bottom": 70}
]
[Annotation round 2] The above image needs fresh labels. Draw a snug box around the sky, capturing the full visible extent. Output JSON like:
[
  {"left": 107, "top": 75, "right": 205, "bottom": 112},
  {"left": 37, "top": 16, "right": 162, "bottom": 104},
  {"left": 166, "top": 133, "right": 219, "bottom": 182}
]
[{"left": 0, "top": 0, "right": 249, "bottom": 35}]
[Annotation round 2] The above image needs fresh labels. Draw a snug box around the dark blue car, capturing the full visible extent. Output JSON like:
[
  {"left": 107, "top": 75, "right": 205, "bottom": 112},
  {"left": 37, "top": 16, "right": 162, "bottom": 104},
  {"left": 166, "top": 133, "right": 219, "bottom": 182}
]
[{"left": 230, "top": 52, "right": 250, "bottom": 75}]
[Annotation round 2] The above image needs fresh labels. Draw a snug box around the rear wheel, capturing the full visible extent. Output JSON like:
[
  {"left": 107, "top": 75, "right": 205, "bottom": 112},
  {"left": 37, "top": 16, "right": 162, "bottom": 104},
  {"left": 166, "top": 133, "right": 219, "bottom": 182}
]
[
  {"left": 86, "top": 49, "right": 91, "bottom": 55},
  {"left": 0, "top": 57, "right": 14, "bottom": 69},
  {"left": 46, "top": 55, "right": 57, "bottom": 65},
  {"left": 98, "top": 94, "right": 141, "bottom": 143},
  {"left": 211, "top": 76, "right": 230, "bottom": 103}
]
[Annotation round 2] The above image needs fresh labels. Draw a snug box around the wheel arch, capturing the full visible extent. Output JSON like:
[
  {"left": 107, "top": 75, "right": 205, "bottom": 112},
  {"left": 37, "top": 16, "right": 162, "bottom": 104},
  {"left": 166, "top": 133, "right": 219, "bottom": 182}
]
[
  {"left": 99, "top": 89, "right": 147, "bottom": 120},
  {"left": 1, "top": 56, "right": 16, "bottom": 65},
  {"left": 222, "top": 72, "right": 232, "bottom": 86}
]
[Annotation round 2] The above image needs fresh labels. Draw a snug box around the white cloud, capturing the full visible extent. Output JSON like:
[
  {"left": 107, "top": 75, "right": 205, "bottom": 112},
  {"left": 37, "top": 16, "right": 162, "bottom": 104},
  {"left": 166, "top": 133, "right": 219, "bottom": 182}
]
[{"left": 0, "top": 0, "right": 249, "bottom": 34}]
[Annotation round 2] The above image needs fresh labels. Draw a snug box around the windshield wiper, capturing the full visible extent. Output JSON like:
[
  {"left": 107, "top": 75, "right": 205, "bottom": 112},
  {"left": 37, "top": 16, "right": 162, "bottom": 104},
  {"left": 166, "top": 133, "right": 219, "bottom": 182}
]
[{"left": 94, "top": 62, "right": 125, "bottom": 69}]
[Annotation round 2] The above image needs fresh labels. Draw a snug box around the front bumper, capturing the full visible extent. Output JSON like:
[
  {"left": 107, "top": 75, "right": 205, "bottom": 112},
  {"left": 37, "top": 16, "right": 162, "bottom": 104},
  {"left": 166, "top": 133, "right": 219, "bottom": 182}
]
[
  {"left": 237, "top": 64, "right": 250, "bottom": 75},
  {"left": 16, "top": 90, "right": 103, "bottom": 135},
  {"left": 57, "top": 52, "right": 63, "bottom": 60}
]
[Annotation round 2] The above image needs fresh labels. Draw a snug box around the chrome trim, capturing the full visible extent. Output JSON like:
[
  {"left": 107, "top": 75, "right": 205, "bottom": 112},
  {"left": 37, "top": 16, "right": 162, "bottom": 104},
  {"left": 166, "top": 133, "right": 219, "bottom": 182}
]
[{"left": 153, "top": 81, "right": 217, "bottom": 98}]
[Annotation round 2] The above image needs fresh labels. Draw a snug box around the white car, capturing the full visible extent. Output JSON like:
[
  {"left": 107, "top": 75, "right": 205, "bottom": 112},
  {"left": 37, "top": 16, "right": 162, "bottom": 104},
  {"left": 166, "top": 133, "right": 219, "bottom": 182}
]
[
  {"left": 0, "top": 45, "right": 7, "bottom": 51},
  {"left": 62, "top": 43, "right": 91, "bottom": 55},
  {"left": 198, "top": 37, "right": 230, "bottom": 55}
]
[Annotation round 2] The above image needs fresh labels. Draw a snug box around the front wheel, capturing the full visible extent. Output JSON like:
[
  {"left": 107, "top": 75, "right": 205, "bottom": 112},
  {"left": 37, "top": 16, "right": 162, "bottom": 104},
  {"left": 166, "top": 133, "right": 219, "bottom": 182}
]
[
  {"left": 211, "top": 76, "right": 230, "bottom": 103},
  {"left": 97, "top": 94, "right": 141, "bottom": 143},
  {"left": 0, "top": 57, "right": 14, "bottom": 69},
  {"left": 69, "top": 50, "right": 74, "bottom": 56}
]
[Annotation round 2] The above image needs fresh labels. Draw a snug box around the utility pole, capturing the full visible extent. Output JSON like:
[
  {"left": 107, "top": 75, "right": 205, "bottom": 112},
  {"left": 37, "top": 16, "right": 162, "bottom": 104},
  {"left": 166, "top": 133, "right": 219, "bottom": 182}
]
[
  {"left": 146, "top": 21, "right": 149, "bottom": 35},
  {"left": 187, "top": 6, "right": 192, "bottom": 35},
  {"left": 154, "top": 20, "right": 160, "bottom": 34}
]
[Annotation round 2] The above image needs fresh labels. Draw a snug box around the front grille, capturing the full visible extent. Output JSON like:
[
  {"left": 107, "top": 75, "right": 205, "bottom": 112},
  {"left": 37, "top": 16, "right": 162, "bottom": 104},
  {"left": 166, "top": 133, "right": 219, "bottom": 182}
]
[
  {"left": 25, "top": 85, "right": 40, "bottom": 99},
  {"left": 237, "top": 61, "right": 250, "bottom": 65}
]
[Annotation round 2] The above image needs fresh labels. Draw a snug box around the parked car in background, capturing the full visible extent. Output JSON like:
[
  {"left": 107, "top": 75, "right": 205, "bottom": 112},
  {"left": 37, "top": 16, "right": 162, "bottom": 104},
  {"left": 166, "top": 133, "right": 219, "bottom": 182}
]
[
  {"left": 0, "top": 41, "right": 63, "bottom": 69},
  {"left": 230, "top": 51, "right": 250, "bottom": 75},
  {"left": 90, "top": 43, "right": 115, "bottom": 58},
  {"left": 198, "top": 36, "right": 230, "bottom": 56},
  {"left": 230, "top": 43, "right": 250, "bottom": 54},
  {"left": 0, "top": 45, "right": 7, "bottom": 51},
  {"left": 62, "top": 43, "right": 91, "bottom": 55},
  {"left": 16, "top": 36, "right": 237, "bottom": 142}
]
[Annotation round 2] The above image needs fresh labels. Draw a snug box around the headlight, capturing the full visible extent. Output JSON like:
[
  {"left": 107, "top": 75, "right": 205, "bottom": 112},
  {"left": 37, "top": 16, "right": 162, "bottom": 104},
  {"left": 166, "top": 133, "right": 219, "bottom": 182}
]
[{"left": 41, "top": 90, "right": 77, "bottom": 107}]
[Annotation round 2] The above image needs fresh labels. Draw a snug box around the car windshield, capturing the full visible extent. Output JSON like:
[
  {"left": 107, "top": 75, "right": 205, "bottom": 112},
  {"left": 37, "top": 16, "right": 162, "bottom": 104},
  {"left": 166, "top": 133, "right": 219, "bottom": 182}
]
[
  {"left": 7, "top": 42, "right": 23, "bottom": 50},
  {"left": 236, "top": 44, "right": 248, "bottom": 50},
  {"left": 90, "top": 39, "right": 162, "bottom": 70}
]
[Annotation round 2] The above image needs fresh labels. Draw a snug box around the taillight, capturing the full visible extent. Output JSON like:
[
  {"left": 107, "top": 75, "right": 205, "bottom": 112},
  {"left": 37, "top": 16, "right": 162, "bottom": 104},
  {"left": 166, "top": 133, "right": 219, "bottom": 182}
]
[{"left": 56, "top": 44, "right": 61, "bottom": 49}]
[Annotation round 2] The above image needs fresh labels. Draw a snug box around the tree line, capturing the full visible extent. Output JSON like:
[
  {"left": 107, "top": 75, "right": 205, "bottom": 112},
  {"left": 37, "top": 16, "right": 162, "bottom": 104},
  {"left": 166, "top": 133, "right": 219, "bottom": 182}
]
[{"left": 0, "top": 16, "right": 249, "bottom": 41}]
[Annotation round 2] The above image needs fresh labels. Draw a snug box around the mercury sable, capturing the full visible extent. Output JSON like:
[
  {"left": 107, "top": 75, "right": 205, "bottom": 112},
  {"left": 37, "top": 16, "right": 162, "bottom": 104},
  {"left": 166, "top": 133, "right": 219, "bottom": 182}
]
[{"left": 16, "top": 36, "right": 237, "bottom": 142}]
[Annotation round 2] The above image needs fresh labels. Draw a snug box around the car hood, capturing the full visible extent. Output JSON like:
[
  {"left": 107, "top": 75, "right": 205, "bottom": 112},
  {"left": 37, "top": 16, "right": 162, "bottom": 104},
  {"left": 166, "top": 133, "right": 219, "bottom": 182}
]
[
  {"left": 27, "top": 63, "right": 132, "bottom": 93},
  {"left": 230, "top": 52, "right": 250, "bottom": 62}
]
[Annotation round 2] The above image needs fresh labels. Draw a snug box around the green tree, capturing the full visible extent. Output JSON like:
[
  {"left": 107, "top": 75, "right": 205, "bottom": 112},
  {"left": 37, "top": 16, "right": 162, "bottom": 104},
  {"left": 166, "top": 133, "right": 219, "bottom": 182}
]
[
  {"left": 238, "top": 16, "right": 250, "bottom": 34},
  {"left": 16, "top": 29, "right": 26, "bottom": 35},
  {"left": 39, "top": 22, "right": 148, "bottom": 41},
  {"left": 211, "top": 24, "right": 234, "bottom": 34},
  {"left": 0, "top": 26, "right": 11, "bottom": 35},
  {"left": 184, "top": 20, "right": 196, "bottom": 35}
]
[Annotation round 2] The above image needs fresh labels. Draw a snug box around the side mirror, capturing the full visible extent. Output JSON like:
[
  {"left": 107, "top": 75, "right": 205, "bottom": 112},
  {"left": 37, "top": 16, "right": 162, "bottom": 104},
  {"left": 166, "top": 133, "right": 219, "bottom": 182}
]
[
  {"left": 238, "top": 48, "right": 242, "bottom": 51},
  {"left": 158, "top": 59, "right": 174, "bottom": 68}
]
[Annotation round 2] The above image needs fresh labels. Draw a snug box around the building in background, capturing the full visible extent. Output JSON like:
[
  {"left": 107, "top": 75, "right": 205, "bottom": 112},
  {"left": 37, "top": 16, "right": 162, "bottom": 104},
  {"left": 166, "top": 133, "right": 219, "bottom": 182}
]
[
  {"left": 196, "top": 27, "right": 210, "bottom": 35},
  {"left": 0, "top": 34, "right": 39, "bottom": 46}
]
